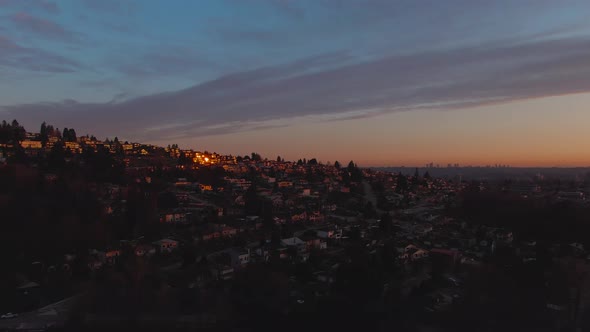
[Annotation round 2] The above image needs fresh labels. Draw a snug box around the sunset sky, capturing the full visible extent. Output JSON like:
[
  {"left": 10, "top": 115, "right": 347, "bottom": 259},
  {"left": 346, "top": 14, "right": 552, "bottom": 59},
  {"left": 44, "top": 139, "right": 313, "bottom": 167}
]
[{"left": 2, "top": 0, "right": 590, "bottom": 166}]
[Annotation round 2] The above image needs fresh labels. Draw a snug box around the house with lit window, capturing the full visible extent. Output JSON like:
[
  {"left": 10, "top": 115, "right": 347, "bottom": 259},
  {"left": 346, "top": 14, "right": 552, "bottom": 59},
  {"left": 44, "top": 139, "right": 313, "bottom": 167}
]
[{"left": 152, "top": 238, "right": 179, "bottom": 253}]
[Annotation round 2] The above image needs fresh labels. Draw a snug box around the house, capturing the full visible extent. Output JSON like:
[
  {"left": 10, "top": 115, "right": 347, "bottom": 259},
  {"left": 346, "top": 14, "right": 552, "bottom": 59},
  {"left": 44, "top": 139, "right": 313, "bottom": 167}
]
[
  {"left": 105, "top": 249, "right": 121, "bottom": 264},
  {"left": 399, "top": 245, "right": 429, "bottom": 262},
  {"left": 207, "top": 252, "right": 234, "bottom": 280},
  {"left": 200, "top": 184, "right": 213, "bottom": 191},
  {"left": 20, "top": 140, "right": 42, "bottom": 149},
  {"left": 152, "top": 239, "right": 179, "bottom": 253},
  {"left": 412, "top": 249, "right": 429, "bottom": 260},
  {"left": 221, "top": 226, "right": 238, "bottom": 238},
  {"left": 135, "top": 244, "right": 156, "bottom": 257},
  {"left": 300, "top": 232, "right": 328, "bottom": 251},
  {"left": 229, "top": 248, "right": 250, "bottom": 268},
  {"left": 160, "top": 212, "right": 188, "bottom": 224},
  {"left": 308, "top": 211, "right": 324, "bottom": 222},
  {"left": 317, "top": 229, "right": 334, "bottom": 239},
  {"left": 281, "top": 237, "right": 305, "bottom": 249},
  {"left": 278, "top": 181, "right": 293, "bottom": 188}
]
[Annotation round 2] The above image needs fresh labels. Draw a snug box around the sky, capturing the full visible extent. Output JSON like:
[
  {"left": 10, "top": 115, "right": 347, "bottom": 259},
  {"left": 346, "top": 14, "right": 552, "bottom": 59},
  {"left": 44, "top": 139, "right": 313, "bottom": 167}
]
[{"left": 2, "top": 0, "right": 590, "bottom": 167}]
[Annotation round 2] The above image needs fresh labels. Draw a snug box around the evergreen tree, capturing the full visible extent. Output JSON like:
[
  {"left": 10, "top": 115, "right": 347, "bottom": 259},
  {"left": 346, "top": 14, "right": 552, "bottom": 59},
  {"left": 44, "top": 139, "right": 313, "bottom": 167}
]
[
  {"left": 68, "top": 128, "right": 76, "bottom": 142},
  {"left": 10, "top": 120, "right": 25, "bottom": 142},
  {"left": 40, "top": 122, "right": 48, "bottom": 146},
  {"left": 334, "top": 161, "right": 341, "bottom": 169},
  {"left": 276, "top": 155, "right": 281, "bottom": 162},
  {"left": 396, "top": 175, "right": 408, "bottom": 193},
  {"left": 348, "top": 160, "right": 356, "bottom": 172},
  {"left": 379, "top": 213, "right": 393, "bottom": 234},
  {"left": 251, "top": 152, "right": 262, "bottom": 161}
]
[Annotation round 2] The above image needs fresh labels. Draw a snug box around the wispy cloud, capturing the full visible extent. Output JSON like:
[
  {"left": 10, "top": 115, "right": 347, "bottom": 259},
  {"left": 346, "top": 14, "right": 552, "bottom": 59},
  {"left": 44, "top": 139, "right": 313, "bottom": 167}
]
[
  {"left": 10, "top": 12, "right": 78, "bottom": 43},
  {"left": 0, "top": 35, "right": 81, "bottom": 72},
  {"left": 215, "top": 26, "right": 281, "bottom": 44},
  {"left": 114, "top": 48, "right": 219, "bottom": 78},
  {"left": 4, "top": 37, "right": 590, "bottom": 141},
  {"left": 0, "top": 0, "right": 59, "bottom": 14},
  {"left": 82, "top": 0, "right": 137, "bottom": 15}
]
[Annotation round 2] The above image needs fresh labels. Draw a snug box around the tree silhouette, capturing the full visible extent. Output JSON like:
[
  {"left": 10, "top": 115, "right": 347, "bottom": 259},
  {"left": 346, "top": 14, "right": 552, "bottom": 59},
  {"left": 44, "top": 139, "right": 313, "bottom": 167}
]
[
  {"left": 40, "top": 122, "right": 49, "bottom": 146},
  {"left": 251, "top": 152, "right": 262, "bottom": 161}
]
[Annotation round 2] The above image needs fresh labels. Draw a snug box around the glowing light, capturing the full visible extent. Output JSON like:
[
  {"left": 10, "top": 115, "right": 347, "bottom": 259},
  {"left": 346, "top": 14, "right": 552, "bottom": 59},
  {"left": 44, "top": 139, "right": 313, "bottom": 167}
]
[{"left": 204, "top": 157, "right": 209, "bottom": 162}]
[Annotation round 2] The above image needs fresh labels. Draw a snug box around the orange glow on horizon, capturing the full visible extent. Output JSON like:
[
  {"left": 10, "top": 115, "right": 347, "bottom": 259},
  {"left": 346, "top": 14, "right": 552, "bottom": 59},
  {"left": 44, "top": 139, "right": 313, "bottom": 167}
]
[{"left": 155, "top": 93, "right": 590, "bottom": 169}]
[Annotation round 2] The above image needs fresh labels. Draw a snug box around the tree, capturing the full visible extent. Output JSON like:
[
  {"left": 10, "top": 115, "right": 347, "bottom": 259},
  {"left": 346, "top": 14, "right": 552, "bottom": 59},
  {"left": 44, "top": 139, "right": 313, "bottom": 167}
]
[
  {"left": 68, "top": 128, "right": 77, "bottom": 142},
  {"left": 347, "top": 160, "right": 356, "bottom": 172},
  {"left": 363, "top": 201, "right": 377, "bottom": 218},
  {"left": 12, "top": 120, "right": 25, "bottom": 143},
  {"left": 47, "top": 141, "right": 66, "bottom": 170},
  {"left": 40, "top": 122, "right": 49, "bottom": 146},
  {"left": 251, "top": 152, "right": 262, "bottom": 161},
  {"left": 424, "top": 171, "right": 431, "bottom": 179},
  {"left": 297, "top": 159, "right": 303, "bottom": 166},
  {"left": 276, "top": 155, "right": 281, "bottom": 162},
  {"left": 379, "top": 213, "right": 393, "bottom": 234},
  {"left": 414, "top": 167, "right": 420, "bottom": 178},
  {"left": 334, "top": 161, "right": 341, "bottom": 169},
  {"left": 396, "top": 174, "right": 408, "bottom": 193},
  {"left": 245, "top": 184, "right": 261, "bottom": 216},
  {"left": 308, "top": 158, "right": 318, "bottom": 165}
]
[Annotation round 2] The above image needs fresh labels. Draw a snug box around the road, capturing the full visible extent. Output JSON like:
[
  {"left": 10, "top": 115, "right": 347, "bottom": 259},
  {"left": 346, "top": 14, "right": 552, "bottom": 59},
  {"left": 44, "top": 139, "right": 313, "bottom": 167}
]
[{"left": 0, "top": 295, "right": 80, "bottom": 330}]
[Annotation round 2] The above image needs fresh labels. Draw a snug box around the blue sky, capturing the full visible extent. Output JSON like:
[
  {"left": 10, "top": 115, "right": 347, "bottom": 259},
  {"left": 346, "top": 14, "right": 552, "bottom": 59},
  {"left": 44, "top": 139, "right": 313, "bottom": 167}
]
[{"left": 2, "top": 0, "right": 590, "bottom": 165}]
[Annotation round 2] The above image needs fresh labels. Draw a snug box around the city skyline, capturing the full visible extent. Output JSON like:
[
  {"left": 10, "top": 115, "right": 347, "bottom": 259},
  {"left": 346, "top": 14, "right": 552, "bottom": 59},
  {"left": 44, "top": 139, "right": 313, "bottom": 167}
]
[{"left": 2, "top": 1, "right": 590, "bottom": 166}]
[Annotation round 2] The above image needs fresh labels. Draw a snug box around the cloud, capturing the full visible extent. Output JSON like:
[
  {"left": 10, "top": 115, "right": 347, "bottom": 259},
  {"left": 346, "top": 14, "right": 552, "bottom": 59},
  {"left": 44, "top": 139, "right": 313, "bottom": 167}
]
[
  {"left": 4, "top": 37, "right": 590, "bottom": 141},
  {"left": 82, "top": 0, "right": 137, "bottom": 15},
  {"left": 0, "top": 0, "right": 59, "bottom": 14},
  {"left": 268, "top": 0, "right": 306, "bottom": 20},
  {"left": 0, "top": 35, "right": 81, "bottom": 72},
  {"left": 10, "top": 12, "right": 77, "bottom": 42},
  {"left": 114, "top": 48, "right": 219, "bottom": 78},
  {"left": 215, "top": 27, "right": 281, "bottom": 44}
]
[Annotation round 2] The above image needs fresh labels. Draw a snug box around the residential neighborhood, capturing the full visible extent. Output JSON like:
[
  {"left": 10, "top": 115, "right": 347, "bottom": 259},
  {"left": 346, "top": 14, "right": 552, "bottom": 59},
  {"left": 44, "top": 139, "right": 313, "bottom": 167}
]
[{"left": 2, "top": 121, "right": 590, "bottom": 331}]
